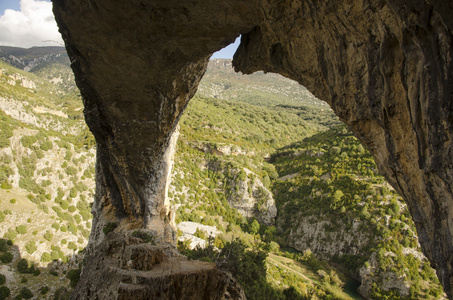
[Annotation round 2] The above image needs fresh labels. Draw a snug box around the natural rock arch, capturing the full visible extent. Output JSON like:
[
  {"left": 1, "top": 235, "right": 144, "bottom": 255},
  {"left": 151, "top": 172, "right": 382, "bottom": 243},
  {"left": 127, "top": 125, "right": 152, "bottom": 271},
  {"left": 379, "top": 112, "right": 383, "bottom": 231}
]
[{"left": 53, "top": 0, "right": 453, "bottom": 298}]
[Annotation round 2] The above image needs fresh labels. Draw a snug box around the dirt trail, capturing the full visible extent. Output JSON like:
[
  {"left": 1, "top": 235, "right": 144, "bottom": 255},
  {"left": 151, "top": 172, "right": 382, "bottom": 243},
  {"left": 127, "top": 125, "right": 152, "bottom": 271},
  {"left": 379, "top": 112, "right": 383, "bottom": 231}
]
[{"left": 267, "top": 254, "right": 313, "bottom": 283}]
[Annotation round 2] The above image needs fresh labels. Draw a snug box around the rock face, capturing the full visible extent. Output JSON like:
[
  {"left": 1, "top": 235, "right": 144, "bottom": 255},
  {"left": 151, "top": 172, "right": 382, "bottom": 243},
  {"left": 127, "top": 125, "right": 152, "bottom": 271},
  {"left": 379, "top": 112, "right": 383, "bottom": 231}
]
[
  {"left": 226, "top": 168, "right": 277, "bottom": 225},
  {"left": 71, "top": 231, "right": 245, "bottom": 300},
  {"left": 282, "top": 216, "right": 371, "bottom": 260},
  {"left": 358, "top": 252, "right": 411, "bottom": 299},
  {"left": 52, "top": 0, "right": 453, "bottom": 298},
  {"left": 177, "top": 221, "right": 221, "bottom": 250}
]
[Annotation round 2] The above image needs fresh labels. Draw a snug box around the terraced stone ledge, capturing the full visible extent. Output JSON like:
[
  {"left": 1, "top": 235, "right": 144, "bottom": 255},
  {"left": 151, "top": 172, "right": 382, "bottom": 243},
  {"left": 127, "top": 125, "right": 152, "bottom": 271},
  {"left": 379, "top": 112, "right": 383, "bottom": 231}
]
[{"left": 70, "top": 232, "right": 245, "bottom": 300}]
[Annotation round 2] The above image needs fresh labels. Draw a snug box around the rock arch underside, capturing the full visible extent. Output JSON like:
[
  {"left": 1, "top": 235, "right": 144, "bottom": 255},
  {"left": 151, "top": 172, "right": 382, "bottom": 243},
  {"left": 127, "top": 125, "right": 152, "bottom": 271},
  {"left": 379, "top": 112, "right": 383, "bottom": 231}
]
[{"left": 52, "top": 0, "right": 453, "bottom": 299}]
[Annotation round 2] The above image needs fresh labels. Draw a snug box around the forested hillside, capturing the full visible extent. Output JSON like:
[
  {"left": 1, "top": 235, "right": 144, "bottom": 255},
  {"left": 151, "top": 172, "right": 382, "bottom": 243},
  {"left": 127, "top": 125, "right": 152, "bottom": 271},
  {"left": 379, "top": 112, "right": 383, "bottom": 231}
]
[
  {"left": 272, "top": 126, "right": 443, "bottom": 299},
  {"left": 0, "top": 52, "right": 93, "bottom": 299}
]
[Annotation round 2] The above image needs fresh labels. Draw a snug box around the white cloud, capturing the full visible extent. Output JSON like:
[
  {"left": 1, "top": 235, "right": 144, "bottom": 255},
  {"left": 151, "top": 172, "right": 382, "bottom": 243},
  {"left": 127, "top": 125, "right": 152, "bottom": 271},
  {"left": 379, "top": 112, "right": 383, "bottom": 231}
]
[{"left": 0, "top": 0, "right": 63, "bottom": 48}]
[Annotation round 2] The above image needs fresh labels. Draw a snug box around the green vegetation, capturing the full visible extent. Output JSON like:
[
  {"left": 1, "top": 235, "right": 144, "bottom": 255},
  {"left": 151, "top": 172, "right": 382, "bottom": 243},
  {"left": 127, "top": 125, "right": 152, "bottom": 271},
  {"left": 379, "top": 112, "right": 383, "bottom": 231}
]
[
  {"left": 67, "top": 268, "right": 81, "bottom": 288},
  {"left": 271, "top": 125, "right": 443, "bottom": 299},
  {"left": 15, "top": 225, "right": 27, "bottom": 235},
  {"left": 181, "top": 237, "right": 355, "bottom": 299},
  {"left": 103, "top": 222, "right": 117, "bottom": 235},
  {"left": 17, "top": 259, "right": 31, "bottom": 274},
  {"left": 0, "top": 286, "right": 10, "bottom": 300},
  {"left": 170, "top": 88, "right": 443, "bottom": 298},
  {"left": 18, "top": 287, "right": 33, "bottom": 299},
  {"left": 0, "top": 53, "right": 97, "bottom": 299},
  {"left": 41, "top": 252, "right": 51, "bottom": 262},
  {"left": 132, "top": 230, "right": 155, "bottom": 244},
  {"left": 179, "top": 95, "right": 333, "bottom": 154},
  {"left": 25, "top": 241, "right": 37, "bottom": 254},
  {"left": 0, "top": 251, "right": 13, "bottom": 263},
  {"left": 180, "top": 238, "right": 287, "bottom": 299},
  {"left": 40, "top": 286, "right": 49, "bottom": 295},
  {"left": 0, "top": 111, "right": 18, "bottom": 149},
  {"left": 171, "top": 92, "right": 362, "bottom": 299},
  {"left": 44, "top": 230, "right": 53, "bottom": 241}
]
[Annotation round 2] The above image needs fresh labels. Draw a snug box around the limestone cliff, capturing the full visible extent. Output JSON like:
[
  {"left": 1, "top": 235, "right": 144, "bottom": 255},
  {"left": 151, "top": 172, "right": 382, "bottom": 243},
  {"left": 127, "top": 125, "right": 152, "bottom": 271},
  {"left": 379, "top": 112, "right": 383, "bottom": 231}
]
[
  {"left": 358, "top": 252, "right": 410, "bottom": 298},
  {"left": 282, "top": 216, "right": 371, "bottom": 260},
  {"left": 53, "top": 0, "right": 453, "bottom": 298},
  {"left": 226, "top": 168, "right": 277, "bottom": 226},
  {"left": 281, "top": 213, "right": 418, "bottom": 297}
]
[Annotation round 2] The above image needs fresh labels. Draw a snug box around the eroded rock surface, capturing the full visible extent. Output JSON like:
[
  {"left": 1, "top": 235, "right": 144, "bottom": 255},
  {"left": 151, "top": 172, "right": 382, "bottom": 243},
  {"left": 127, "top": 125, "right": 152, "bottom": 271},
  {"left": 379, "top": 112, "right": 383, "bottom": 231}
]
[
  {"left": 226, "top": 168, "right": 277, "bottom": 225},
  {"left": 71, "top": 232, "right": 245, "bottom": 300},
  {"left": 53, "top": 0, "right": 453, "bottom": 298}
]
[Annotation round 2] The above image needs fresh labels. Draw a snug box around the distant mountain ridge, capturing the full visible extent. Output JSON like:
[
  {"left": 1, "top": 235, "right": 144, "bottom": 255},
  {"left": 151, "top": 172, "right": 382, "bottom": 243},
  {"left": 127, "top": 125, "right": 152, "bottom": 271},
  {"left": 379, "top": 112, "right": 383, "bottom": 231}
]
[
  {"left": 0, "top": 45, "right": 329, "bottom": 109},
  {"left": 0, "top": 46, "right": 67, "bottom": 72}
]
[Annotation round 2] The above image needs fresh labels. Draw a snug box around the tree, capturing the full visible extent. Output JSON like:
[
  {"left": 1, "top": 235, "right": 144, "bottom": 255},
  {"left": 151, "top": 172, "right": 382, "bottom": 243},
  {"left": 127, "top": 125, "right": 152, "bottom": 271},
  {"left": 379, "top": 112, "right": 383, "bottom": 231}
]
[
  {"left": 0, "top": 239, "right": 7, "bottom": 252},
  {"left": 238, "top": 170, "right": 247, "bottom": 181},
  {"left": 19, "top": 287, "right": 33, "bottom": 299},
  {"left": 248, "top": 219, "right": 260, "bottom": 235},
  {"left": 361, "top": 206, "right": 371, "bottom": 220},
  {"left": 283, "top": 286, "right": 306, "bottom": 300},
  {"left": 331, "top": 146, "right": 341, "bottom": 155},
  {"left": 67, "top": 269, "right": 81, "bottom": 288},
  {"left": 331, "top": 190, "right": 344, "bottom": 210},
  {"left": 333, "top": 190, "right": 344, "bottom": 202},
  {"left": 194, "top": 228, "right": 207, "bottom": 240},
  {"left": 267, "top": 241, "right": 280, "bottom": 253},
  {"left": 262, "top": 175, "right": 270, "bottom": 188},
  {"left": 17, "top": 258, "right": 29, "bottom": 273},
  {"left": 25, "top": 241, "right": 37, "bottom": 254},
  {"left": 357, "top": 144, "right": 365, "bottom": 154},
  {"left": 269, "top": 171, "right": 279, "bottom": 180},
  {"left": 0, "top": 286, "right": 10, "bottom": 300},
  {"left": 40, "top": 286, "right": 49, "bottom": 295},
  {"left": 44, "top": 231, "right": 53, "bottom": 241},
  {"left": 0, "top": 252, "right": 13, "bottom": 263},
  {"left": 68, "top": 241, "right": 77, "bottom": 251},
  {"left": 15, "top": 225, "right": 27, "bottom": 234},
  {"left": 41, "top": 252, "right": 51, "bottom": 262}
]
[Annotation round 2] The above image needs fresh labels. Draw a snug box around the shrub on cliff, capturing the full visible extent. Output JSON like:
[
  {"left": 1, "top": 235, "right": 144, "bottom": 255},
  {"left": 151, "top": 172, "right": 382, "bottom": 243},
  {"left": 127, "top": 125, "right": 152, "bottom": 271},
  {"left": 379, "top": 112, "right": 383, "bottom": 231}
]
[
  {"left": 67, "top": 268, "right": 81, "bottom": 288},
  {"left": 103, "top": 222, "right": 117, "bottom": 234},
  {"left": 19, "top": 287, "right": 33, "bottom": 299},
  {"left": 17, "top": 259, "right": 29, "bottom": 273},
  {"left": 0, "top": 286, "right": 10, "bottom": 300}
]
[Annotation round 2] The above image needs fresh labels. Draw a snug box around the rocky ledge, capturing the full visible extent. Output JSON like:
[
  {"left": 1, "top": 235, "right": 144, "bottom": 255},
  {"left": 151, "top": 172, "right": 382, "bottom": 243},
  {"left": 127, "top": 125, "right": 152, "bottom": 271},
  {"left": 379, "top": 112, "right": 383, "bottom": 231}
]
[{"left": 71, "top": 231, "right": 245, "bottom": 300}]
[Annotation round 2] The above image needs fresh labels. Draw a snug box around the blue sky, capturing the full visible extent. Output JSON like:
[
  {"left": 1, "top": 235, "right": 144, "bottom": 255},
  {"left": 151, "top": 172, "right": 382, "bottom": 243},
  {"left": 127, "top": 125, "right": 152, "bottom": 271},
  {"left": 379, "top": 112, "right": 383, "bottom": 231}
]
[
  {"left": 0, "top": 1, "right": 21, "bottom": 13},
  {"left": 211, "top": 37, "right": 240, "bottom": 59},
  {"left": 0, "top": 0, "right": 238, "bottom": 58}
]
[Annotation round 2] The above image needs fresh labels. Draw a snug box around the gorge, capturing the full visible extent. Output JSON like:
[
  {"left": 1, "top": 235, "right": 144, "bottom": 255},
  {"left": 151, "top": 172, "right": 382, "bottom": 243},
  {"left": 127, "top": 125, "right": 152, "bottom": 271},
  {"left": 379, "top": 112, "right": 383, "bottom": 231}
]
[{"left": 51, "top": 0, "right": 453, "bottom": 299}]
